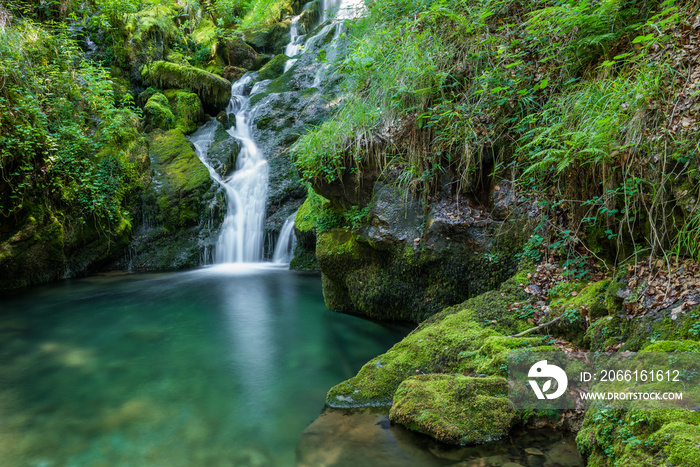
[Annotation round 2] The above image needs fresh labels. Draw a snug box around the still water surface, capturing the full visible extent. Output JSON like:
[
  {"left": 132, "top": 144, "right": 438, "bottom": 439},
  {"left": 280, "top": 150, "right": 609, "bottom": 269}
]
[{"left": 0, "top": 265, "right": 409, "bottom": 466}]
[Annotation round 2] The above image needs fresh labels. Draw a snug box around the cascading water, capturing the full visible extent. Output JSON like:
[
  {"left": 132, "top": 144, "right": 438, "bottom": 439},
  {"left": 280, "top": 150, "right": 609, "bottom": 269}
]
[
  {"left": 272, "top": 213, "right": 297, "bottom": 264},
  {"left": 190, "top": 76, "right": 269, "bottom": 263},
  {"left": 283, "top": 15, "right": 304, "bottom": 72},
  {"left": 319, "top": 0, "right": 364, "bottom": 22},
  {"left": 188, "top": 0, "right": 364, "bottom": 266}
]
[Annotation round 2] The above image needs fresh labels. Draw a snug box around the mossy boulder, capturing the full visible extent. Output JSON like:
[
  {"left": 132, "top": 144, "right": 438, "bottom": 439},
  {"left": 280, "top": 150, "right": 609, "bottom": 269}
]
[
  {"left": 326, "top": 273, "right": 551, "bottom": 407},
  {"left": 147, "top": 129, "right": 212, "bottom": 230},
  {"left": 143, "top": 92, "right": 175, "bottom": 131},
  {"left": 544, "top": 280, "right": 610, "bottom": 346},
  {"left": 389, "top": 375, "right": 514, "bottom": 445},
  {"left": 141, "top": 61, "right": 232, "bottom": 113},
  {"left": 163, "top": 89, "right": 205, "bottom": 134},
  {"left": 121, "top": 129, "right": 219, "bottom": 270},
  {"left": 583, "top": 300, "right": 700, "bottom": 352},
  {"left": 256, "top": 54, "right": 290, "bottom": 81},
  {"left": 222, "top": 36, "right": 261, "bottom": 69},
  {"left": 243, "top": 21, "right": 291, "bottom": 54},
  {"left": 298, "top": 0, "right": 320, "bottom": 34},
  {"left": 316, "top": 224, "right": 524, "bottom": 322},
  {"left": 223, "top": 66, "right": 246, "bottom": 82},
  {"left": 306, "top": 177, "right": 533, "bottom": 322}
]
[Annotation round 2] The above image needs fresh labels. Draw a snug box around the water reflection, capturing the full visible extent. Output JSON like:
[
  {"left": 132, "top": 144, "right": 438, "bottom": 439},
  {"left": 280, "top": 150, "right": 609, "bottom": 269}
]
[{"left": 0, "top": 267, "right": 408, "bottom": 466}]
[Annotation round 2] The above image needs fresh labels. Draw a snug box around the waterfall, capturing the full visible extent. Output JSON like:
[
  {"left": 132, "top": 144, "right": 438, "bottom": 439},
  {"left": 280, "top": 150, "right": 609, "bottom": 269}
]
[
  {"left": 272, "top": 213, "right": 297, "bottom": 264},
  {"left": 319, "top": 0, "right": 364, "bottom": 22},
  {"left": 186, "top": 0, "right": 364, "bottom": 266},
  {"left": 284, "top": 15, "right": 303, "bottom": 73},
  {"left": 190, "top": 76, "right": 269, "bottom": 264}
]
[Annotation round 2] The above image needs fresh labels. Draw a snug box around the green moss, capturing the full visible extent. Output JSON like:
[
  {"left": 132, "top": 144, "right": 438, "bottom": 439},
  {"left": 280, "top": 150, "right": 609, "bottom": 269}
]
[
  {"left": 191, "top": 18, "right": 219, "bottom": 53},
  {"left": 578, "top": 339, "right": 700, "bottom": 466},
  {"left": 604, "top": 280, "right": 626, "bottom": 315},
  {"left": 389, "top": 375, "right": 514, "bottom": 445},
  {"left": 290, "top": 194, "right": 324, "bottom": 271},
  {"left": 647, "top": 422, "right": 700, "bottom": 466},
  {"left": 326, "top": 274, "right": 553, "bottom": 407},
  {"left": 295, "top": 196, "right": 322, "bottom": 233},
  {"left": 640, "top": 340, "right": 700, "bottom": 353},
  {"left": 163, "top": 89, "right": 204, "bottom": 134},
  {"left": 144, "top": 92, "right": 175, "bottom": 131},
  {"left": 256, "top": 54, "right": 289, "bottom": 81},
  {"left": 148, "top": 129, "right": 210, "bottom": 193},
  {"left": 147, "top": 129, "right": 212, "bottom": 232},
  {"left": 545, "top": 280, "right": 611, "bottom": 346},
  {"left": 578, "top": 407, "right": 700, "bottom": 467},
  {"left": 141, "top": 61, "right": 232, "bottom": 112},
  {"left": 583, "top": 316, "right": 623, "bottom": 351}
]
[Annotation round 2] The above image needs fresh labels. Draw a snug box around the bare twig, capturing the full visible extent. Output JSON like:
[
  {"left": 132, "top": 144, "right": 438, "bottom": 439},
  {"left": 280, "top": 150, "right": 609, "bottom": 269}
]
[{"left": 510, "top": 315, "right": 562, "bottom": 338}]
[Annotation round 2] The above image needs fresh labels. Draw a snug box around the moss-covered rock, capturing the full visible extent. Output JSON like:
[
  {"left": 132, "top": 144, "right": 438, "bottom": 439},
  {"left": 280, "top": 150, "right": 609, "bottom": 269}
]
[
  {"left": 243, "top": 21, "right": 291, "bottom": 54},
  {"left": 223, "top": 65, "right": 246, "bottom": 82},
  {"left": 141, "top": 61, "right": 232, "bottom": 112},
  {"left": 163, "top": 89, "right": 205, "bottom": 134},
  {"left": 326, "top": 273, "right": 550, "bottom": 407},
  {"left": 316, "top": 223, "right": 525, "bottom": 322},
  {"left": 389, "top": 375, "right": 514, "bottom": 445},
  {"left": 256, "top": 54, "right": 289, "bottom": 81},
  {"left": 121, "top": 129, "right": 219, "bottom": 270},
  {"left": 576, "top": 341, "right": 700, "bottom": 466},
  {"left": 222, "top": 36, "right": 261, "bottom": 69},
  {"left": 543, "top": 280, "right": 610, "bottom": 346},
  {"left": 146, "top": 129, "right": 211, "bottom": 231},
  {"left": 298, "top": 0, "right": 320, "bottom": 34},
  {"left": 290, "top": 195, "right": 322, "bottom": 270},
  {"left": 583, "top": 300, "right": 700, "bottom": 352},
  {"left": 143, "top": 92, "right": 175, "bottom": 131}
]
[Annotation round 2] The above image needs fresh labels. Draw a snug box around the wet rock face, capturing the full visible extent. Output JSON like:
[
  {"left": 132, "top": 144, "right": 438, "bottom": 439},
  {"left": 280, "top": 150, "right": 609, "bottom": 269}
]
[
  {"left": 250, "top": 86, "right": 335, "bottom": 254},
  {"left": 114, "top": 129, "right": 221, "bottom": 270},
  {"left": 206, "top": 125, "right": 240, "bottom": 178},
  {"left": 315, "top": 181, "right": 533, "bottom": 322}
]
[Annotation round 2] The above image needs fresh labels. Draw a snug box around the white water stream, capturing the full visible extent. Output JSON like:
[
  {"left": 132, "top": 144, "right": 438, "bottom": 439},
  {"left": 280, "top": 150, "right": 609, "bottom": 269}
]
[
  {"left": 272, "top": 213, "right": 297, "bottom": 263},
  {"left": 191, "top": 76, "right": 269, "bottom": 263}
]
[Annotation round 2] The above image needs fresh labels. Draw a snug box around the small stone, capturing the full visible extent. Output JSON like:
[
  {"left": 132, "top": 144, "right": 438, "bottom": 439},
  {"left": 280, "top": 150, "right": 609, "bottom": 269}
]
[{"left": 525, "top": 447, "right": 544, "bottom": 456}]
